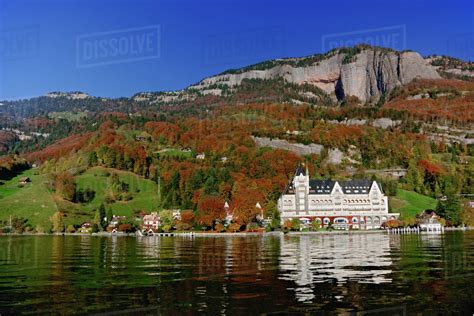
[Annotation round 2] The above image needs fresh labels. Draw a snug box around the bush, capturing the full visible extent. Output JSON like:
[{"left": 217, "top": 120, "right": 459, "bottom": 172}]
[
  {"left": 271, "top": 218, "right": 280, "bottom": 230},
  {"left": 247, "top": 222, "right": 259, "bottom": 232},
  {"left": 118, "top": 224, "right": 133, "bottom": 233},
  {"left": 66, "top": 225, "right": 76, "bottom": 233},
  {"left": 228, "top": 222, "right": 242, "bottom": 232},
  {"left": 161, "top": 224, "right": 172, "bottom": 233},
  {"left": 91, "top": 223, "right": 100, "bottom": 233},
  {"left": 214, "top": 222, "right": 225, "bottom": 232},
  {"left": 310, "top": 220, "right": 320, "bottom": 231},
  {"left": 290, "top": 218, "right": 301, "bottom": 231},
  {"left": 35, "top": 225, "right": 47, "bottom": 234},
  {"left": 282, "top": 220, "right": 293, "bottom": 232},
  {"left": 176, "top": 222, "right": 193, "bottom": 231}
]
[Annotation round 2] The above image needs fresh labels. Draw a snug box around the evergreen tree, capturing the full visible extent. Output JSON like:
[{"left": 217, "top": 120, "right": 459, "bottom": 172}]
[
  {"left": 437, "top": 191, "right": 461, "bottom": 225},
  {"left": 94, "top": 204, "right": 107, "bottom": 230},
  {"left": 106, "top": 208, "right": 113, "bottom": 226}
]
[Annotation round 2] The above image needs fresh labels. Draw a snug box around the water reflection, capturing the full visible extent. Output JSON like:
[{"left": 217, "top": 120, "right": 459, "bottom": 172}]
[
  {"left": 0, "top": 233, "right": 473, "bottom": 314},
  {"left": 279, "top": 234, "right": 395, "bottom": 302}
]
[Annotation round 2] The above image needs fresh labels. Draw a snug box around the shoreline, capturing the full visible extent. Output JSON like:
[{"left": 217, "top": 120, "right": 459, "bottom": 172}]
[{"left": 1, "top": 227, "right": 473, "bottom": 238}]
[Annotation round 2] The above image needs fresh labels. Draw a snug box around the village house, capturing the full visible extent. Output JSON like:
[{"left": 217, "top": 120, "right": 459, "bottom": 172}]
[
  {"left": 78, "top": 222, "right": 92, "bottom": 233},
  {"left": 278, "top": 166, "right": 399, "bottom": 230},
  {"left": 172, "top": 210, "right": 181, "bottom": 221},
  {"left": 196, "top": 153, "right": 206, "bottom": 160},
  {"left": 108, "top": 215, "right": 126, "bottom": 229},
  {"left": 18, "top": 177, "right": 30, "bottom": 185},
  {"left": 143, "top": 212, "right": 160, "bottom": 231},
  {"left": 417, "top": 210, "right": 443, "bottom": 231},
  {"left": 135, "top": 131, "right": 152, "bottom": 142}
]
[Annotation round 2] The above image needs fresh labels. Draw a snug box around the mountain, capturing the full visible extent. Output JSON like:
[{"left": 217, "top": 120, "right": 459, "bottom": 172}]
[
  {"left": 191, "top": 45, "right": 441, "bottom": 103},
  {"left": 426, "top": 55, "right": 474, "bottom": 80},
  {"left": 45, "top": 91, "right": 91, "bottom": 100},
  {"left": 1, "top": 45, "right": 472, "bottom": 120}
]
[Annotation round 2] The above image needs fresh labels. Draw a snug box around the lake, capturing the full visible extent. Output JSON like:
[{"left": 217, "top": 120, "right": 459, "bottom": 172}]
[{"left": 0, "top": 232, "right": 473, "bottom": 314}]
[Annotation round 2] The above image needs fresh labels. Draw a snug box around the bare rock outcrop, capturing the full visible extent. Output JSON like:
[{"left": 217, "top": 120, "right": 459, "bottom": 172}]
[{"left": 193, "top": 46, "right": 440, "bottom": 103}]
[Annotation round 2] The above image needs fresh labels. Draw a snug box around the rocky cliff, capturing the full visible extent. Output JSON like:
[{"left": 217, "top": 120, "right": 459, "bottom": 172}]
[{"left": 193, "top": 46, "right": 441, "bottom": 103}]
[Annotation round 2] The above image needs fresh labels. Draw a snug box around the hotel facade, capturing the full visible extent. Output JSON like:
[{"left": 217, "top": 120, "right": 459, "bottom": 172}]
[{"left": 278, "top": 167, "right": 399, "bottom": 229}]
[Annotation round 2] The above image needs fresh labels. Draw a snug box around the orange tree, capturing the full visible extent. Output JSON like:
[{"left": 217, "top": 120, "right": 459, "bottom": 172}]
[{"left": 196, "top": 195, "right": 226, "bottom": 230}]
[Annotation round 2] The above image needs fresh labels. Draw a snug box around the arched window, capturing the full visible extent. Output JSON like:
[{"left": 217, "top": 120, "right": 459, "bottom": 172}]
[
  {"left": 352, "top": 217, "right": 358, "bottom": 223},
  {"left": 323, "top": 218, "right": 330, "bottom": 224}
]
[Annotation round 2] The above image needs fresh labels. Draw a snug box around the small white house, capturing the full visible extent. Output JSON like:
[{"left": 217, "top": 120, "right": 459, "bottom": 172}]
[{"left": 418, "top": 211, "right": 443, "bottom": 232}]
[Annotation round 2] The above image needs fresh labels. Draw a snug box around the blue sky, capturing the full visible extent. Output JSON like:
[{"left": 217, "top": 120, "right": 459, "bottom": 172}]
[{"left": 0, "top": 0, "right": 472, "bottom": 100}]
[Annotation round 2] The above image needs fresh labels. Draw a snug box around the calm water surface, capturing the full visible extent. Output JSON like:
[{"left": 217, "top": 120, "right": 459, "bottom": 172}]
[{"left": 0, "top": 232, "right": 473, "bottom": 314}]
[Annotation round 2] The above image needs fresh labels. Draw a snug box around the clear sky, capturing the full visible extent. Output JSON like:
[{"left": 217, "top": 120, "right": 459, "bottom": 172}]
[{"left": 0, "top": 0, "right": 472, "bottom": 100}]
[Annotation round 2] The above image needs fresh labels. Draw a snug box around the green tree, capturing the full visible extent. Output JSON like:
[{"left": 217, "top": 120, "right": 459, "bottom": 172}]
[
  {"left": 94, "top": 204, "right": 107, "bottom": 230},
  {"left": 405, "top": 159, "right": 424, "bottom": 193},
  {"left": 437, "top": 192, "right": 461, "bottom": 225},
  {"left": 159, "top": 209, "right": 175, "bottom": 231},
  {"left": 66, "top": 225, "right": 76, "bottom": 233},
  {"left": 50, "top": 212, "right": 64, "bottom": 233},
  {"left": 310, "top": 220, "right": 320, "bottom": 231},
  {"left": 55, "top": 172, "right": 76, "bottom": 201},
  {"left": 106, "top": 208, "right": 113, "bottom": 226}
]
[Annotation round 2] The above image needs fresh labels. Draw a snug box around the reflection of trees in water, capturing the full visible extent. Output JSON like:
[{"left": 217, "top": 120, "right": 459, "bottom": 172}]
[
  {"left": 279, "top": 234, "right": 394, "bottom": 303},
  {"left": 3, "top": 233, "right": 473, "bottom": 314},
  {"left": 147, "top": 236, "right": 294, "bottom": 314}
]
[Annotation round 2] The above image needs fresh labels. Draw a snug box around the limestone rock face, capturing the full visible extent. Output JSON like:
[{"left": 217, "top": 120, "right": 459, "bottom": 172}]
[{"left": 194, "top": 47, "right": 441, "bottom": 103}]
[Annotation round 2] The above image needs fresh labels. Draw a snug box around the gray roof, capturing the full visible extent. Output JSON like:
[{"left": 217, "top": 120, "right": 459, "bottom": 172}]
[
  {"left": 283, "top": 179, "right": 378, "bottom": 195},
  {"left": 338, "top": 179, "right": 373, "bottom": 194},
  {"left": 309, "top": 180, "right": 335, "bottom": 194}
]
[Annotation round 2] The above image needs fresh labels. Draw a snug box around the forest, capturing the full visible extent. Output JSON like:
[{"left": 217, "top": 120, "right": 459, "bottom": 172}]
[{"left": 0, "top": 75, "right": 473, "bottom": 232}]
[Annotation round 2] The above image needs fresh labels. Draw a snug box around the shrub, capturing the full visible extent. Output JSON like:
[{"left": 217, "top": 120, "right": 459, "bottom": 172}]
[
  {"left": 118, "top": 224, "right": 133, "bottom": 233},
  {"left": 161, "top": 224, "right": 172, "bottom": 233},
  {"left": 35, "top": 225, "right": 46, "bottom": 234},
  {"left": 66, "top": 225, "right": 76, "bottom": 233},
  {"left": 214, "top": 222, "right": 225, "bottom": 232},
  {"left": 227, "top": 222, "right": 242, "bottom": 232},
  {"left": 290, "top": 218, "right": 301, "bottom": 231},
  {"left": 91, "top": 223, "right": 100, "bottom": 233},
  {"left": 310, "top": 220, "right": 320, "bottom": 231}
]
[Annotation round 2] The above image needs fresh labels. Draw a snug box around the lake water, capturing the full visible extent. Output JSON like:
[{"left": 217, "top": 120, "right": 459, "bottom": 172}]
[{"left": 0, "top": 232, "right": 473, "bottom": 314}]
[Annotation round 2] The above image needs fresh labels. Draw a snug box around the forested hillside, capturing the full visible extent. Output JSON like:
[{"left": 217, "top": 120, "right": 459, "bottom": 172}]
[{"left": 0, "top": 46, "right": 473, "bottom": 232}]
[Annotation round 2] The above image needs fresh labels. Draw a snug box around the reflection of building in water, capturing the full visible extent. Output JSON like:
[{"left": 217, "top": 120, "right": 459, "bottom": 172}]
[{"left": 279, "top": 234, "right": 394, "bottom": 302}]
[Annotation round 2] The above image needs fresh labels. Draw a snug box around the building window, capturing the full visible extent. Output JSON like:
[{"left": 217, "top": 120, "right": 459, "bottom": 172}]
[
  {"left": 323, "top": 218, "right": 330, "bottom": 224},
  {"left": 352, "top": 218, "right": 358, "bottom": 223}
]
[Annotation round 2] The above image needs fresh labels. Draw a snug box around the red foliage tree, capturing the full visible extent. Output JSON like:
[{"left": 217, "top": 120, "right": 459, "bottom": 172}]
[{"left": 196, "top": 195, "right": 225, "bottom": 229}]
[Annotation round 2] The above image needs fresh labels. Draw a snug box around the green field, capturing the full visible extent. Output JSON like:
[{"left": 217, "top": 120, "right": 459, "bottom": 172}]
[
  {"left": 0, "top": 167, "right": 159, "bottom": 229},
  {"left": 75, "top": 167, "right": 159, "bottom": 216},
  {"left": 389, "top": 189, "right": 438, "bottom": 219},
  {"left": 155, "top": 148, "right": 192, "bottom": 158},
  {"left": 0, "top": 169, "right": 58, "bottom": 228}
]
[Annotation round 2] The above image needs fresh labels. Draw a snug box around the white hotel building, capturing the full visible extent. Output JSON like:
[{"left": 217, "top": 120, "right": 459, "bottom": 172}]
[{"left": 278, "top": 166, "right": 399, "bottom": 229}]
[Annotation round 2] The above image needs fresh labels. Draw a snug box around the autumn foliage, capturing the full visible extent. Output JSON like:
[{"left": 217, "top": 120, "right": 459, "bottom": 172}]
[{"left": 196, "top": 195, "right": 226, "bottom": 229}]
